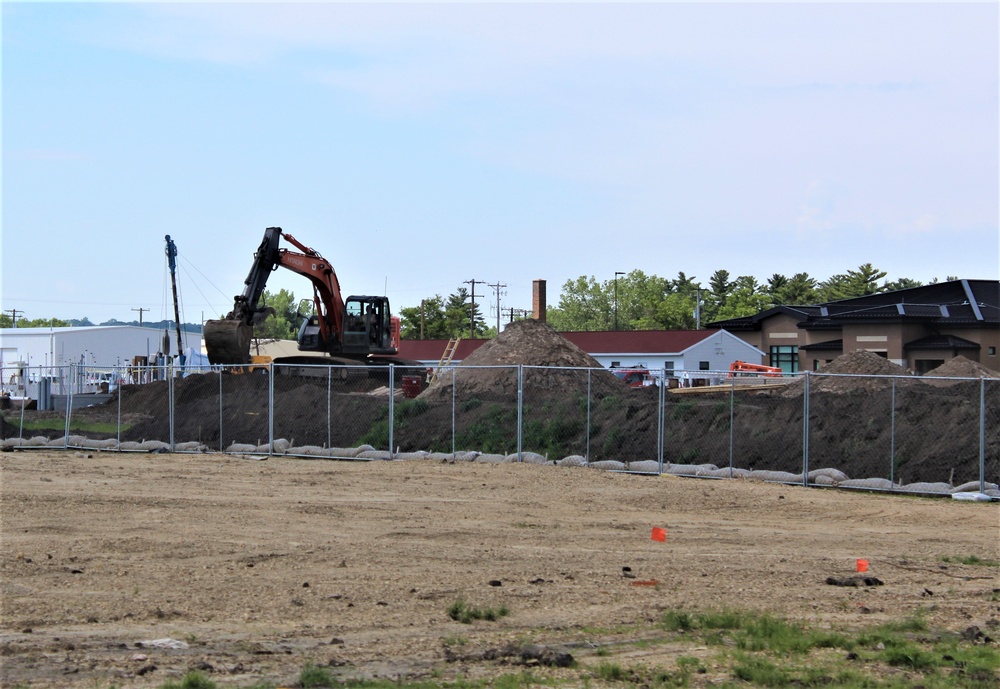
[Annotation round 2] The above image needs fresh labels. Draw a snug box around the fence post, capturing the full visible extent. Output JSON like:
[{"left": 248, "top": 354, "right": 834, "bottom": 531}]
[
  {"left": 890, "top": 378, "right": 896, "bottom": 486},
  {"left": 268, "top": 363, "right": 275, "bottom": 456},
  {"left": 169, "top": 366, "right": 175, "bottom": 450},
  {"left": 218, "top": 368, "right": 224, "bottom": 452},
  {"left": 586, "top": 368, "right": 592, "bottom": 463},
  {"left": 63, "top": 364, "right": 74, "bottom": 447},
  {"left": 980, "top": 377, "right": 987, "bottom": 493},
  {"left": 517, "top": 365, "right": 523, "bottom": 462},
  {"left": 657, "top": 368, "right": 665, "bottom": 474},
  {"left": 388, "top": 364, "right": 395, "bottom": 459},
  {"left": 801, "top": 371, "right": 810, "bottom": 487},
  {"left": 451, "top": 367, "right": 456, "bottom": 457},
  {"left": 729, "top": 376, "right": 736, "bottom": 477},
  {"left": 117, "top": 365, "right": 123, "bottom": 451}
]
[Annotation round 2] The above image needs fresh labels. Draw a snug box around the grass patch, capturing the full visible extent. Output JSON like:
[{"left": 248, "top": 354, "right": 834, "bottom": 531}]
[
  {"left": 9, "top": 417, "right": 125, "bottom": 435},
  {"left": 447, "top": 599, "right": 510, "bottom": 624},
  {"left": 159, "top": 672, "right": 217, "bottom": 689},
  {"left": 940, "top": 554, "right": 1000, "bottom": 567},
  {"left": 299, "top": 663, "right": 335, "bottom": 688},
  {"left": 356, "top": 398, "right": 430, "bottom": 447},
  {"left": 672, "top": 401, "right": 694, "bottom": 420},
  {"left": 648, "top": 608, "right": 1000, "bottom": 688}
]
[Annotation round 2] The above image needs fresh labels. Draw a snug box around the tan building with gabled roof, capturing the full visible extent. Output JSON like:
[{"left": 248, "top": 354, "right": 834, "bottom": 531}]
[{"left": 707, "top": 279, "right": 1000, "bottom": 374}]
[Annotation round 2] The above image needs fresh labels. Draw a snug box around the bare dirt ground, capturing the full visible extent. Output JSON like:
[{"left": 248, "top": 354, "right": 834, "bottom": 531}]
[{"left": 1, "top": 450, "right": 998, "bottom": 688}]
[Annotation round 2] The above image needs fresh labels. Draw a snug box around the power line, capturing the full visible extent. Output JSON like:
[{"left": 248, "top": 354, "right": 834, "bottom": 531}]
[
  {"left": 4, "top": 309, "right": 24, "bottom": 327},
  {"left": 488, "top": 281, "right": 506, "bottom": 334}
]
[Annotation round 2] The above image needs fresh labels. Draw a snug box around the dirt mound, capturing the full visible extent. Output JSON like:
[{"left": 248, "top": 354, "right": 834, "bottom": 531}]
[
  {"left": 820, "top": 350, "right": 911, "bottom": 376},
  {"left": 420, "top": 320, "right": 623, "bottom": 401},
  {"left": 924, "top": 355, "right": 1000, "bottom": 380},
  {"left": 782, "top": 350, "right": 912, "bottom": 397}
]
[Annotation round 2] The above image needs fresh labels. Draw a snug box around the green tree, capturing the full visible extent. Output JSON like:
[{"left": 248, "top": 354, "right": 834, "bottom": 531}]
[
  {"left": 399, "top": 288, "right": 485, "bottom": 339},
  {"left": 769, "top": 272, "right": 817, "bottom": 305},
  {"left": 400, "top": 295, "right": 451, "bottom": 340},
  {"left": 656, "top": 291, "right": 699, "bottom": 329},
  {"left": 714, "top": 275, "right": 771, "bottom": 320},
  {"left": 253, "top": 288, "right": 306, "bottom": 341},
  {"left": 819, "top": 263, "right": 888, "bottom": 301},
  {"left": 615, "top": 270, "right": 672, "bottom": 330},
  {"left": 707, "top": 269, "right": 733, "bottom": 320},
  {"left": 547, "top": 276, "right": 611, "bottom": 331},
  {"left": 882, "top": 277, "right": 922, "bottom": 292}
]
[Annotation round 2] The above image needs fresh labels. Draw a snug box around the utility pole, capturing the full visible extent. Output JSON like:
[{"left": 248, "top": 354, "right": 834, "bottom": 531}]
[
  {"left": 164, "top": 236, "right": 185, "bottom": 367},
  {"left": 488, "top": 282, "right": 506, "bottom": 335},
  {"left": 420, "top": 300, "right": 425, "bottom": 340},
  {"left": 464, "top": 279, "right": 487, "bottom": 337},
  {"left": 131, "top": 307, "right": 148, "bottom": 325},
  {"left": 5, "top": 309, "right": 24, "bottom": 327}
]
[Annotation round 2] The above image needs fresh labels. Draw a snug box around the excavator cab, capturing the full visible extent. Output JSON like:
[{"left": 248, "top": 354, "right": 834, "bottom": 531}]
[{"left": 340, "top": 296, "right": 393, "bottom": 354}]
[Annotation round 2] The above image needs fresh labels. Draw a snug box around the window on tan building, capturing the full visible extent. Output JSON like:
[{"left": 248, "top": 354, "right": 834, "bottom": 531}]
[{"left": 769, "top": 345, "right": 798, "bottom": 373}]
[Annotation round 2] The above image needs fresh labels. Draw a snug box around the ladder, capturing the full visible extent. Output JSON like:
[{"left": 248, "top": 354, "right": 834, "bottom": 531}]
[{"left": 430, "top": 338, "right": 461, "bottom": 382}]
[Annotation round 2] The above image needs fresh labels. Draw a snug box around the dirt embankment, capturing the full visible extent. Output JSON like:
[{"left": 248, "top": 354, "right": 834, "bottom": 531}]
[{"left": 4, "top": 326, "right": 998, "bottom": 486}]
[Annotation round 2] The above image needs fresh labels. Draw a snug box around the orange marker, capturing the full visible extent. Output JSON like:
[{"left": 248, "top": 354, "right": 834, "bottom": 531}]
[
  {"left": 651, "top": 527, "right": 667, "bottom": 542},
  {"left": 856, "top": 559, "right": 869, "bottom": 573}
]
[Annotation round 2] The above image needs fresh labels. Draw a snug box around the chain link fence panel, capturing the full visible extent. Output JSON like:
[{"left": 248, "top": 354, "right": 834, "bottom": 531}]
[
  {"left": 1, "top": 360, "right": 996, "bottom": 498},
  {"left": 985, "top": 378, "right": 1000, "bottom": 490}
]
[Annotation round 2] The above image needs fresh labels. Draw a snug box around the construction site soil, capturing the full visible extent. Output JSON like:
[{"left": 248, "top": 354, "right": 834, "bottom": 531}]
[{"left": 2, "top": 451, "right": 998, "bottom": 688}]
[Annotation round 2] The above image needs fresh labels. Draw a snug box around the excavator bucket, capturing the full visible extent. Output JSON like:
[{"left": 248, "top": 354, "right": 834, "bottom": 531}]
[{"left": 203, "top": 319, "right": 254, "bottom": 366}]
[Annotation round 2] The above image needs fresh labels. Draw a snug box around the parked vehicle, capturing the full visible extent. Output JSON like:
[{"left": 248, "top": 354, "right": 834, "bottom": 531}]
[{"left": 612, "top": 367, "right": 653, "bottom": 388}]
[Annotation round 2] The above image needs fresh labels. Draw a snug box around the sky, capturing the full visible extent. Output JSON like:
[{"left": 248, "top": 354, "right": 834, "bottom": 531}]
[{"left": 2, "top": 1, "right": 998, "bottom": 326}]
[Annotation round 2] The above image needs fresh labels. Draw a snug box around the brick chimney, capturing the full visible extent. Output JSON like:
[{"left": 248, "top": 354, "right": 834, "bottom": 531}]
[{"left": 532, "top": 279, "right": 547, "bottom": 322}]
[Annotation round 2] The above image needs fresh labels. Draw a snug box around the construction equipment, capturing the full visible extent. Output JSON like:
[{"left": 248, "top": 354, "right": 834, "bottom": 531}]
[
  {"left": 727, "top": 361, "right": 783, "bottom": 378},
  {"left": 204, "top": 227, "right": 405, "bottom": 369}
]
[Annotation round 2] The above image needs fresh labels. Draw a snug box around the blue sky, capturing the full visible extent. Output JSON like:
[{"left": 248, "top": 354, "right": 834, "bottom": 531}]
[{"left": 3, "top": 1, "right": 998, "bottom": 326}]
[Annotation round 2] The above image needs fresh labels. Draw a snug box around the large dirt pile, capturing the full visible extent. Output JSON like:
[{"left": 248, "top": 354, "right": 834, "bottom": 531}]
[
  {"left": 923, "top": 355, "right": 1000, "bottom": 386},
  {"left": 420, "top": 319, "right": 623, "bottom": 401},
  {"left": 782, "top": 350, "right": 911, "bottom": 396}
]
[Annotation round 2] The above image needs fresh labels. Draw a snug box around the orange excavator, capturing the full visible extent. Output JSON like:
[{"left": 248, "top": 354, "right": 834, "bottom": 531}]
[{"left": 204, "top": 227, "right": 401, "bottom": 367}]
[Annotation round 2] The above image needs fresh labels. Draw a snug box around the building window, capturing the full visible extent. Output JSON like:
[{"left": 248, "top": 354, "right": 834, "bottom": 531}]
[
  {"left": 610, "top": 361, "right": 620, "bottom": 368},
  {"left": 989, "top": 347, "right": 997, "bottom": 356},
  {"left": 664, "top": 361, "right": 675, "bottom": 371},
  {"left": 699, "top": 361, "right": 710, "bottom": 371},
  {"left": 769, "top": 345, "right": 798, "bottom": 373}
]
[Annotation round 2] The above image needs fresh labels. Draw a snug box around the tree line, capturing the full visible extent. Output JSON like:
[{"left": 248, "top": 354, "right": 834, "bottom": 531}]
[
  {"left": 1, "top": 265, "right": 957, "bottom": 339},
  {"left": 398, "top": 264, "right": 955, "bottom": 338}
]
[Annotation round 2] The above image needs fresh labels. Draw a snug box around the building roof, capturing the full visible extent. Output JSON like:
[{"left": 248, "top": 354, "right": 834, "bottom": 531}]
[
  {"left": 707, "top": 279, "right": 999, "bottom": 332},
  {"left": 560, "top": 329, "right": 716, "bottom": 354},
  {"left": 705, "top": 305, "right": 820, "bottom": 332},
  {"left": 396, "top": 329, "right": 735, "bottom": 363},
  {"left": 904, "top": 334, "right": 981, "bottom": 351}
]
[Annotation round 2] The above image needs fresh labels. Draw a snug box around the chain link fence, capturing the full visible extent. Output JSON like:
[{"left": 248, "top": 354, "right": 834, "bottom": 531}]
[{"left": 2, "top": 363, "right": 997, "bottom": 497}]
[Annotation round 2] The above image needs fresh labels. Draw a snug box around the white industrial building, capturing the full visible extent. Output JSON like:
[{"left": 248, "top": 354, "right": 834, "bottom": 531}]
[{"left": 0, "top": 325, "right": 192, "bottom": 373}]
